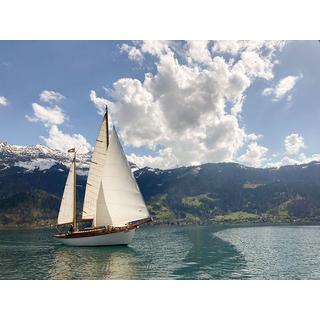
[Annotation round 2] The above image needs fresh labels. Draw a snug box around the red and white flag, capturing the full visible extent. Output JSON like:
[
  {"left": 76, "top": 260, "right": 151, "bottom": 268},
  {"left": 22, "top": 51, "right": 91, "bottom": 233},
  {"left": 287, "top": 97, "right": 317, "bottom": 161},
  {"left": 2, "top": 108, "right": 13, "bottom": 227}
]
[{"left": 68, "top": 148, "right": 75, "bottom": 153}]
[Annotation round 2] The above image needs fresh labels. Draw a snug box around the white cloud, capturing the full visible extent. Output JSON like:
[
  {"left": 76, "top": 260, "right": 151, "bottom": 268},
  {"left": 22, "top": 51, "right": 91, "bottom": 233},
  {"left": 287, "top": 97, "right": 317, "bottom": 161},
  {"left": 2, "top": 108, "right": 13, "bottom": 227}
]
[
  {"left": 90, "top": 90, "right": 111, "bottom": 116},
  {"left": 42, "top": 125, "right": 91, "bottom": 154},
  {"left": 238, "top": 142, "right": 269, "bottom": 167},
  {"left": 92, "top": 40, "right": 284, "bottom": 169},
  {"left": 284, "top": 133, "right": 305, "bottom": 155},
  {"left": 27, "top": 93, "right": 91, "bottom": 155},
  {"left": 141, "top": 40, "right": 171, "bottom": 57},
  {"left": 266, "top": 153, "right": 320, "bottom": 168},
  {"left": 0, "top": 96, "right": 8, "bottom": 107},
  {"left": 120, "top": 44, "right": 144, "bottom": 63},
  {"left": 246, "top": 133, "right": 263, "bottom": 142},
  {"left": 128, "top": 148, "right": 180, "bottom": 169},
  {"left": 212, "top": 40, "right": 246, "bottom": 56},
  {"left": 187, "top": 40, "right": 212, "bottom": 64},
  {"left": 298, "top": 153, "right": 320, "bottom": 164},
  {"left": 262, "top": 75, "right": 302, "bottom": 101},
  {"left": 213, "top": 40, "right": 285, "bottom": 56},
  {"left": 120, "top": 41, "right": 171, "bottom": 61},
  {"left": 231, "top": 95, "right": 245, "bottom": 116},
  {"left": 265, "top": 134, "right": 310, "bottom": 168},
  {"left": 39, "top": 90, "right": 65, "bottom": 103},
  {"left": 26, "top": 103, "right": 66, "bottom": 127},
  {"left": 239, "top": 51, "right": 274, "bottom": 80}
]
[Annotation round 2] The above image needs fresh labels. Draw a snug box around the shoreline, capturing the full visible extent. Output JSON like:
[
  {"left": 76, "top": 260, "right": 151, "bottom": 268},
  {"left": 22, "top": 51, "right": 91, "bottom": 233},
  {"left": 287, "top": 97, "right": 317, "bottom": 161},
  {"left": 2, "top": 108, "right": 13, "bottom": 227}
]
[{"left": 1, "top": 218, "right": 320, "bottom": 230}]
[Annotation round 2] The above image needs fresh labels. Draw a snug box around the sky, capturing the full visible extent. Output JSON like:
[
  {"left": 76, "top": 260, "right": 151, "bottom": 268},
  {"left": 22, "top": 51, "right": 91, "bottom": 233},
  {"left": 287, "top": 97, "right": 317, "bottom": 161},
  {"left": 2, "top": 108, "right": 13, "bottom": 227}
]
[{"left": 0, "top": 40, "right": 319, "bottom": 169}]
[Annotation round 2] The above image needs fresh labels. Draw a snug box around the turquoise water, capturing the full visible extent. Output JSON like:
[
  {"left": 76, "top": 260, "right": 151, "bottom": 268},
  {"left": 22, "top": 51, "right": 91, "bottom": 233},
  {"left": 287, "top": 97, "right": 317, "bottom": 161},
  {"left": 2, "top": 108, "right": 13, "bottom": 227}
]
[{"left": 0, "top": 225, "right": 320, "bottom": 279}]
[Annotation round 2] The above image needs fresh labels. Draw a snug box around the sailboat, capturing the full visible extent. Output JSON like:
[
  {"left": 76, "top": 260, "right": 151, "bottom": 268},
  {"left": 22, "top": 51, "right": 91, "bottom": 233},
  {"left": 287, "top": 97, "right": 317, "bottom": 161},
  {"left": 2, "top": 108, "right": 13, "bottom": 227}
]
[{"left": 54, "top": 106, "right": 152, "bottom": 246}]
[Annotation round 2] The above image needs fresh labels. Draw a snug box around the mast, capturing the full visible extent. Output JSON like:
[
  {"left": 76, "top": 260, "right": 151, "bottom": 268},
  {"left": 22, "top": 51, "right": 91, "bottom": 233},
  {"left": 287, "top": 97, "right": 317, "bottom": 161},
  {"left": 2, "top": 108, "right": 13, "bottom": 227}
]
[
  {"left": 106, "top": 104, "right": 109, "bottom": 148},
  {"left": 73, "top": 152, "right": 77, "bottom": 231}
]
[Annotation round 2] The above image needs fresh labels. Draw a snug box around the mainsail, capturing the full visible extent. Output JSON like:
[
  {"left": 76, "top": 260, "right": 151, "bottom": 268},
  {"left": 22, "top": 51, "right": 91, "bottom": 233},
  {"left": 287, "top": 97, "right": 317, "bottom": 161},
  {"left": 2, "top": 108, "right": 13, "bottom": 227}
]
[
  {"left": 94, "top": 127, "right": 150, "bottom": 227},
  {"left": 57, "top": 159, "right": 76, "bottom": 226},
  {"left": 82, "top": 114, "right": 108, "bottom": 221}
]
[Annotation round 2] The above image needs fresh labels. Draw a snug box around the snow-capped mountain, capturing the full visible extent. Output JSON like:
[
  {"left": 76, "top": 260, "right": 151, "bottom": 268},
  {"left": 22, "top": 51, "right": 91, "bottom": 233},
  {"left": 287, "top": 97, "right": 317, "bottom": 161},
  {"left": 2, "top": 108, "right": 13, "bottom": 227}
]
[
  {"left": 2, "top": 141, "right": 320, "bottom": 227},
  {"left": 0, "top": 142, "right": 91, "bottom": 174},
  {"left": 0, "top": 142, "right": 144, "bottom": 175}
]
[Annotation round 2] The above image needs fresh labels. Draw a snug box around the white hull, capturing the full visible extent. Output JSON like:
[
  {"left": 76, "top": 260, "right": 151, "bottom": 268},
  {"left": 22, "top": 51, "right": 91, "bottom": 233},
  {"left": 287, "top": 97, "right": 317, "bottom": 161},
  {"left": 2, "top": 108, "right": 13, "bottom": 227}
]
[{"left": 56, "top": 229, "right": 135, "bottom": 247}]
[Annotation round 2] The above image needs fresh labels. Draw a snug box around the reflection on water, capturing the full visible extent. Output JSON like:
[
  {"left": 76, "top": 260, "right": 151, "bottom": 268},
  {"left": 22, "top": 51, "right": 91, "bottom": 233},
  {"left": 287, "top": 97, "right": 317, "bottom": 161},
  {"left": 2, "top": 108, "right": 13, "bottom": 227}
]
[
  {"left": 1, "top": 225, "right": 320, "bottom": 279},
  {"left": 49, "top": 246, "right": 138, "bottom": 279},
  {"left": 215, "top": 225, "right": 320, "bottom": 279},
  {"left": 174, "top": 225, "right": 250, "bottom": 279}
]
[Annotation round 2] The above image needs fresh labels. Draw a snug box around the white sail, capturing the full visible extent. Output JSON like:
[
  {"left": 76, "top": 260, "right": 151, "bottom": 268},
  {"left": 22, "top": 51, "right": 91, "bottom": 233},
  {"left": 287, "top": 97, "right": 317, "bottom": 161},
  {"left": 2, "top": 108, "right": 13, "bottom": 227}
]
[
  {"left": 94, "top": 128, "right": 150, "bottom": 227},
  {"left": 82, "top": 115, "right": 108, "bottom": 220},
  {"left": 94, "top": 182, "right": 112, "bottom": 227},
  {"left": 57, "top": 160, "right": 75, "bottom": 225}
]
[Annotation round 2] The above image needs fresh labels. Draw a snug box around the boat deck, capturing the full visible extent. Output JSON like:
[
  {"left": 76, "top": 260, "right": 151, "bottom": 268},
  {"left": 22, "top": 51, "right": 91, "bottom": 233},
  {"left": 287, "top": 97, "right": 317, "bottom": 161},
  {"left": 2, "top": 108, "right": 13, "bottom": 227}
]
[{"left": 54, "top": 224, "right": 137, "bottom": 239}]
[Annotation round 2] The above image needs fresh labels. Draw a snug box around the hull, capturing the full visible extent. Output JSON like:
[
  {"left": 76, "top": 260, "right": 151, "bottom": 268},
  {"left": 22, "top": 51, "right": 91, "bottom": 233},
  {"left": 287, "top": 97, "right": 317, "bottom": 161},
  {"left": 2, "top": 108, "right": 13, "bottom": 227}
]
[{"left": 55, "top": 229, "right": 135, "bottom": 246}]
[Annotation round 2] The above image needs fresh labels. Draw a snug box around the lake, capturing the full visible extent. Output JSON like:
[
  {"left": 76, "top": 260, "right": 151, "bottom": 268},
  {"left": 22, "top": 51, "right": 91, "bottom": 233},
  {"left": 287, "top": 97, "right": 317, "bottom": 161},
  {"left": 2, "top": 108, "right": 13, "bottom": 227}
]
[{"left": 1, "top": 224, "right": 320, "bottom": 279}]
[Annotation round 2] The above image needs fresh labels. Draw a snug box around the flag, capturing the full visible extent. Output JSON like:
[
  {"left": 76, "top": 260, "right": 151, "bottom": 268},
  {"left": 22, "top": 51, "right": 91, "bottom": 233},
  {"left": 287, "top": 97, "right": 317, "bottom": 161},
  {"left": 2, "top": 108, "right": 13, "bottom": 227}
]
[{"left": 68, "top": 148, "right": 75, "bottom": 153}]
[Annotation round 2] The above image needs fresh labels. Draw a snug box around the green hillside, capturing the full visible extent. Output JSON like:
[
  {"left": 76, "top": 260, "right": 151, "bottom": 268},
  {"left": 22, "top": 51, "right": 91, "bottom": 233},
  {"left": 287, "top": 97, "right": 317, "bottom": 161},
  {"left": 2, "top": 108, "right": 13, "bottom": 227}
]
[{"left": 1, "top": 161, "right": 320, "bottom": 226}]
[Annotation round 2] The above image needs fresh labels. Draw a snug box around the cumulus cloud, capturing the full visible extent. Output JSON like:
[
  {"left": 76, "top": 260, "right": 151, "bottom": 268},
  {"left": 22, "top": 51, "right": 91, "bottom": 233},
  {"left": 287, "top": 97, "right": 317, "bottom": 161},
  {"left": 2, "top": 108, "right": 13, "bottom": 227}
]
[
  {"left": 42, "top": 125, "right": 91, "bottom": 154},
  {"left": 120, "top": 44, "right": 144, "bottom": 63},
  {"left": 141, "top": 40, "right": 171, "bottom": 57},
  {"left": 264, "top": 134, "right": 310, "bottom": 168},
  {"left": 267, "top": 153, "right": 320, "bottom": 168},
  {"left": 26, "top": 103, "right": 66, "bottom": 127},
  {"left": 90, "top": 90, "right": 111, "bottom": 116},
  {"left": 92, "top": 40, "right": 285, "bottom": 169},
  {"left": 284, "top": 133, "right": 305, "bottom": 155},
  {"left": 120, "top": 41, "right": 171, "bottom": 61},
  {"left": 246, "top": 133, "right": 263, "bottom": 142},
  {"left": 0, "top": 96, "right": 8, "bottom": 107},
  {"left": 187, "top": 40, "right": 212, "bottom": 64},
  {"left": 262, "top": 75, "right": 302, "bottom": 101},
  {"left": 26, "top": 93, "right": 91, "bottom": 154},
  {"left": 298, "top": 153, "right": 320, "bottom": 164},
  {"left": 213, "top": 40, "right": 285, "bottom": 56},
  {"left": 39, "top": 90, "right": 65, "bottom": 103},
  {"left": 238, "top": 142, "right": 269, "bottom": 167}
]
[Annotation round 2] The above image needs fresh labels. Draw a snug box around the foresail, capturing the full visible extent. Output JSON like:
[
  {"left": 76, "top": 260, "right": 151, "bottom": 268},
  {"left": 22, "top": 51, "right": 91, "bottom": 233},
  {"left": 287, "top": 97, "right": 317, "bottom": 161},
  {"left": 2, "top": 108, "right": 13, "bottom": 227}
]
[
  {"left": 99, "top": 128, "right": 150, "bottom": 227},
  {"left": 82, "top": 115, "right": 108, "bottom": 220},
  {"left": 57, "top": 161, "right": 75, "bottom": 225},
  {"left": 94, "top": 182, "right": 113, "bottom": 227}
]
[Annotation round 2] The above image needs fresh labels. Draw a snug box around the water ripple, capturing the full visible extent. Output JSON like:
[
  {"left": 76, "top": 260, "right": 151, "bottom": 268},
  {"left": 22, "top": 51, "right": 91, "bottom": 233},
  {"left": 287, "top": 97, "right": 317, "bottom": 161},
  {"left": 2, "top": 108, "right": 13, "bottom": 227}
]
[{"left": 1, "top": 225, "right": 320, "bottom": 279}]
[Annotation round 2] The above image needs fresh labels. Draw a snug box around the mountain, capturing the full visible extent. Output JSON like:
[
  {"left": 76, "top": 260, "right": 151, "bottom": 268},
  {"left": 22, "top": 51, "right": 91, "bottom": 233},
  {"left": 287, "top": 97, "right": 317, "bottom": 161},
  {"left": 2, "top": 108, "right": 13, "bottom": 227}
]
[
  {"left": 0, "top": 142, "right": 90, "bottom": 172},
  {"left": 1, "top": 142, "right": 320, "bottom": 227}
]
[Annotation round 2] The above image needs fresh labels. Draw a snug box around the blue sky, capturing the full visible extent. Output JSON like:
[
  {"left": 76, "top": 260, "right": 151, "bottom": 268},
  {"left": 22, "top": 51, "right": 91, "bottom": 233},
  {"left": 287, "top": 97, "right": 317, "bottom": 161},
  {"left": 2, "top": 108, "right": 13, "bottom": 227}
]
[
  {"left": 0, "top": 40, "right": 319, "bottom": 168},
  {"left": 0, "top": 41, "right": 137, "bottom": 145},
  {"left": 241, "top": 41, "right": 320, "bottom": 155}
]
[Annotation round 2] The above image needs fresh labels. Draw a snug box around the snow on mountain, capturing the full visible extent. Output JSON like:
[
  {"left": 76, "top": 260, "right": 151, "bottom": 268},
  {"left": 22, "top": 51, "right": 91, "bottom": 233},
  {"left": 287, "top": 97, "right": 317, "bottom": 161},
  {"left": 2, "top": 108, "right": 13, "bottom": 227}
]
[
  {"left": 2, "top": 142, "right": 319, "bottom": 176},
  {"left": 0, "top": 142, "right": 90, "bottom": 173},
  {"left": 0, "top": 142, "right": 137, "bottom": 175},
  {"left": 14, "top": 159, "right": 60, "bottom": 172}
]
